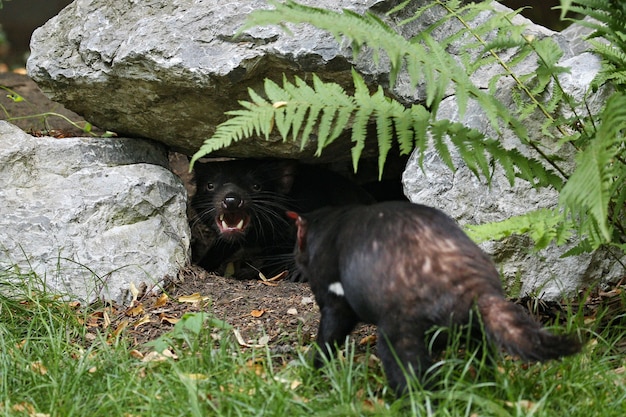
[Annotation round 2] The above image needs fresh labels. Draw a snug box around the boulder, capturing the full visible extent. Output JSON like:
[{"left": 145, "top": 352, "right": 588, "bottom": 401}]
[
  {"left": 0, "top": 121, "right": 190, "bottom": 303},
  {"left": 26, "top": 0, "right": 388, "bottom": 159}
]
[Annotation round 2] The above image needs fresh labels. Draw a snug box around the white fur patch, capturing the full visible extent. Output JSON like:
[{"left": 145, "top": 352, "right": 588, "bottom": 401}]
[{"left": 328, "top": 282, "right": 345, "bottom": 297}]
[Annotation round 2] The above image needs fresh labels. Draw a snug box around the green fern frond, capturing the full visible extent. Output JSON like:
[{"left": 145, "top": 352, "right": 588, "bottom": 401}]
[
  {"left": 192, "top": 69, "right": 435, "bottom": 178},
  {"left": 465, "top": 208, "right": 574, "bottom": 249},
  {"left": 559, "top": 91, "right": 626, "bottom": 244}
]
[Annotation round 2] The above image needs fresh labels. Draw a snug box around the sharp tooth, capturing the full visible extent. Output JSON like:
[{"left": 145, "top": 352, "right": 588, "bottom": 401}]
[
  {"left": 219, "top": 214, "right": 224, "bottom": 221},
  {"left": 236, "top": 219, "right": 244, "bottom": 229},
  {"left": 221, "top": 220, "right": 228, "bottom": 230}
]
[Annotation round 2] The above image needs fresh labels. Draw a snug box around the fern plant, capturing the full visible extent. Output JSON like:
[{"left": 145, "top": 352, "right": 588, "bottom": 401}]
[{"left": 192, "top": 0, "right": 626, "bottom": 257}]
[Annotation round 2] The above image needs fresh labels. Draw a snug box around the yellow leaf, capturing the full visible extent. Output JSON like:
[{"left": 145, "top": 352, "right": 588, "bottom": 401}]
[
  {"left": 268, "top": 270, "right": 288, "bottom": 281},
  {"left": 102, "top": 310, "right": 111, "bottom": 329},
  {"left": 129, "top": 282, "right": 139, "bottom": 302},
  {"left": 30, "top": 361, "right": 47, "bottom": 375},
  {"left": 155, "top": 293, "right": 169, "bottom": 307},
  {"left": 133, "top": 314, "right": 151, "bottom": 329},
  {"left": 178, "top": 293, "right": 209, "bottom": 303},
  {"left": 130, "top": 350, "right": 144, "bottom": 359},
  {"left": 12, "top": 403, "right": 35, "bottom": 413},
  {"left": 142, "top": 349, "right": 178, "bottom": 363},
  {"left": 183, "top": 373, "right": 208, "bottom": 381},
  {"left": 160, "top": 314, "right": 180, "bottom": 324},
  {"left": 359, "top": 334, "right": 377, "bottom": 346},
  {"left": 505, "top": 400, "right": 536, "bottom": 411},
  {"left": 126, "top": 303, "right": 144, "bottom": 317},
  {"left": 111, "top": 319, "right": 129, "bottom": 338},
  {"left": 250, "top": 309, "right": 265, "bottom": 318}
]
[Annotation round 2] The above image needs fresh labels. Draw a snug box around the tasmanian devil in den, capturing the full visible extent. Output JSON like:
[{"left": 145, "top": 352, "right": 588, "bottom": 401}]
[
  {"left": 191, "top": 159, "right": 374, "bottom": 280},
  {"left": 288, "top": 201, "right": 582, "bottom": 393}
]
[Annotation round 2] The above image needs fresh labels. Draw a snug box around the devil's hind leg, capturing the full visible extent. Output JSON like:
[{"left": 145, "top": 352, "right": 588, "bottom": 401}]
[
  {"left": 314, "top": 296, "right": 360, "bottom": 368},
  {"left": 377, "top": 320, "right": 433, "bottom": 394}
]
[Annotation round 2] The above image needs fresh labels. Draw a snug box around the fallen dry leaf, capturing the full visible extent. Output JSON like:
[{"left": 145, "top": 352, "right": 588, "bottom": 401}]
[
  {"left": 130, "top": 282, "right": 139, "bottom": 302},
  {"left": 130, "top": 350, "right": 144, "bottom": 359},
  {"left": 142, "top": 349, "right": 178, "bottom": 363},
  {"left": 178, "top": 293, "right": 209, "bottom": 304},
  {"left": 233, "top": 329, "right": 270, "bottom": 348},
  {"left": 111, "top": 319, "right": 129, "bottom": 339},
  {"left": 133, "top": 314, "right": 152, "bottom": 329},
  {"left": 154, "top": 293, "right": 169, "bottom": 307},
  {"left": 250, "top": 309, "right": 265, "bottom": 318},
  {"left": 183, "top": 373, "right": 208, "bottom": 381},
  {"left": 12, "top": 402, "right": 35, "bottom": 413},
  {"left": 505, "top": 400, "right": 536, "bottom": 411},
  {"left": 359, "top": 334, "right": 377, "bottom": 346},
  {"left": 159, "top": 314, "right": 180, "bottom": 325},
  {"left": 30, "top": 361, "right": 47, "bottom": 375},
  {"left": 102, "top": 310, "right": 111, "bottom": 329},
  {"left": 126, "top": 303, "right": 145, "bottom": 317}
]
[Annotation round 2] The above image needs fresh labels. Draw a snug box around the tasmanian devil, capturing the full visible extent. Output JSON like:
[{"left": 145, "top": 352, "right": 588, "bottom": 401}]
[
  {"left": 191, "top": 158, "right": 374, "bottom": 280},
  {"left": 288, "top": 201, "right": 582, "bottom": 393}
]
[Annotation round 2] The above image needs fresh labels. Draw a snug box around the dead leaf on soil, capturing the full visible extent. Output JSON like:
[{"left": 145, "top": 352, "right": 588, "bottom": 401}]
[
  {"left": 250, "top": 309, "right": 265, "bottom": 318},
  {"left": 154, "top": 293, "right": 169, "bottom": 307},
  {"left": 359, "top": 334, "right": 377, "bottom": 346},
  {"left": 142, "top": 349, "right": 178, "bottom": 362},
  {"left": 178, "top": 293, "right": 210, "bottom": 304},
  {"left": 133, "top": 314, "right": 152, "bottom": 329},
  {"left": 159, "top": 314, "right": 180, "bottom": 325},
  {"left": 111, "top": 319, "right": 129, "bottom": 339},
  {"left": 126, "top": 303, "right": 144, "bottom": 317},
  {"left": 233, "top": 329, "right": 270, "bottom": 348},
  {"left": 130, "top": 350, "right": 144, "bottom": 359}
]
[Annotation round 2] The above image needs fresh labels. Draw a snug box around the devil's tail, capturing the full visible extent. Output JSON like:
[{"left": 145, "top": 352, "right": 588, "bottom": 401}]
[{"left": 477, "top": 294, "right": 582, "bottom": 361}]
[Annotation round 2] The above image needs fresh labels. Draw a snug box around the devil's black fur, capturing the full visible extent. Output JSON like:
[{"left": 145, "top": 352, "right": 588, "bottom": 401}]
[{"left": 290, "top": 202, "right": 582, "bottom": 393}]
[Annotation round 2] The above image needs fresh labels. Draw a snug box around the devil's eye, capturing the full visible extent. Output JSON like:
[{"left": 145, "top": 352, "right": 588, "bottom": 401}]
[
  {"left": 251, "top": 183, "right": 262, "bottom": 192},
  {"left": 206, "top": 183, "right": 215, "bottom": 191}
]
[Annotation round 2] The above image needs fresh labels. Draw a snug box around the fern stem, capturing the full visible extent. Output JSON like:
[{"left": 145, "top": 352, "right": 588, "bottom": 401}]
[{"left": 437, "top": 0, "right": 569, "bottom": 179}]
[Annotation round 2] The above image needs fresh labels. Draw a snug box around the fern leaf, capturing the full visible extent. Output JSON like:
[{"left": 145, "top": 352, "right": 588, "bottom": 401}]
[
  {"left": 559, "top": 92, "right": 626, "bottom": 243},
  {"left": 465, "top": 208, "right": 574, "bottom": 250}
]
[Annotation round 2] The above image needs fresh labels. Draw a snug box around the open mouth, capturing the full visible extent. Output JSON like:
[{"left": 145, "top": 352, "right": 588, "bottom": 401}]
[{"left": 216, "top": 211, "right": 250, "bottom": 236}]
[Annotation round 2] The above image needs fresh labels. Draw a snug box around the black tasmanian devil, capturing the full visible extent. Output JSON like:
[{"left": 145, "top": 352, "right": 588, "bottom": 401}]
[
  {"left": 288, "top": 201, "right": 582, "bottom": 393},
  {"left": 191, "top": 158, "right": 374, "bottom": 280}
]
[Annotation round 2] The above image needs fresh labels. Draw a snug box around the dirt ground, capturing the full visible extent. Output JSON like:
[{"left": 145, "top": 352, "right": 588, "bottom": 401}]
[{"left": 2, "top": 70, "right": 624, "bottom": 359}]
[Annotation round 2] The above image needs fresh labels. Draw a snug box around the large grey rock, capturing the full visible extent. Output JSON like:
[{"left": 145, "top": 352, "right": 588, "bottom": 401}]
[
  {"left": 26, "top": 0, "right": 389, "bottom": 159},
  {"left": 0, "top": 121, "right": 190, "bottom": 303}
]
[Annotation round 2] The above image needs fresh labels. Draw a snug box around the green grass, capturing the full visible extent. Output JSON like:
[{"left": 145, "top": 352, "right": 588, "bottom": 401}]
[{"left": 1, "top": 269, "right": 625, "bottom": 417}]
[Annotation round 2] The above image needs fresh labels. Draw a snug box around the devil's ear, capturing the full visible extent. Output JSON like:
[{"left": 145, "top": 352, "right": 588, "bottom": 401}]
[{"left": 286, "top": 211, "right": 307, "bottom": 251}]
